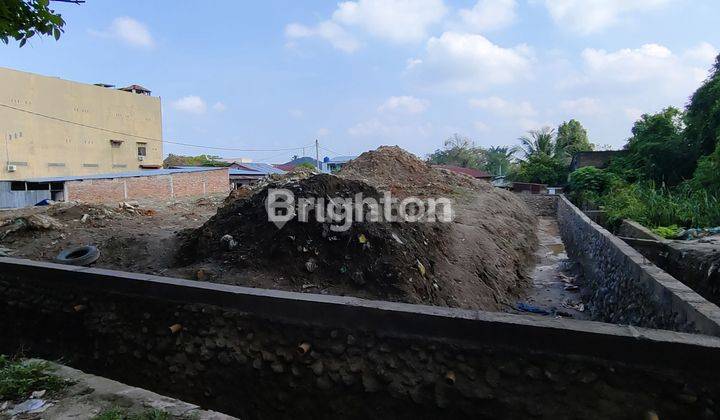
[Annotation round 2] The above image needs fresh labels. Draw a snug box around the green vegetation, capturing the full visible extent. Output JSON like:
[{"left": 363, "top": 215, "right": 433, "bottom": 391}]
[
  {"left": 652, "top": 225, "right": 682, "bottom": 239},
  {"left": 162, "top": 154, "right": 231, "bottom": 168},
  {"left": 566, "top": 54, "right": 720, "bottom": 230},
  {"left": 0, "top": 355, "right": 69, "bottom": 400},
  {"left": 427, "top": 134, "right": 488, "bottom": 170},
  {"left": 295, "top": 162, "right": 317, "bottom": 170},
  {"left": 1, "top": 0, "right": 73, "bottom": 47},
  {"left": 427, "top": 120, "right": 591, "bottom": 182},
  {"left": 94, "top": 407, "right": 196, "bottom": 420}
]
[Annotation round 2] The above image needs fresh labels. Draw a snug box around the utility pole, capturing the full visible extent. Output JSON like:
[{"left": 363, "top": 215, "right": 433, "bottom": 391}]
[{"left": 315, "top": 139, "right": 320, "bottom": 171}]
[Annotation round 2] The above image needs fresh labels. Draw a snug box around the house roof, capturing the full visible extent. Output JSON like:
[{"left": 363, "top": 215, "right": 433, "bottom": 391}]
[
  {"left": 17, "top": 167, "right": 226, "bottom": 183},
  {"left": 229, "top": 163, "right": 286, "bottom": 177},
  {"left": 118, "top": 84, "right": 151, "bottom": 94},
  {"left": 433, "top": 165, "right": 492, "bottom": 179}
]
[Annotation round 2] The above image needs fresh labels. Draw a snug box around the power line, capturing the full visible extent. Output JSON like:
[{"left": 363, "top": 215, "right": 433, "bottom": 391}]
[
  {"left": 319, "top": 144, "right": 346, "bottom": 157},
  {"left": 0, "top": 103, "right": 313, "bottom": 152}
]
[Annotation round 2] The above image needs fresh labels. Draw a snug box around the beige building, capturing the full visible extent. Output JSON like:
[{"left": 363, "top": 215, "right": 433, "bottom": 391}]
[{"left": 0, "top": 67, "right": 163, "bottom": 181}]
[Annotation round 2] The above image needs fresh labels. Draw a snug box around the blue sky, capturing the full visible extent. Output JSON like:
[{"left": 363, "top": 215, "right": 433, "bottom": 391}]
[{"left": 3, "top": 0, "right": 719, "bottom": 162}]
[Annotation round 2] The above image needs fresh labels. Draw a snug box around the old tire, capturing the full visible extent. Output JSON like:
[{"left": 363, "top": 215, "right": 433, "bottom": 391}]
[{"left": 54, "top": 245, "right": 100, "bottom": 266}]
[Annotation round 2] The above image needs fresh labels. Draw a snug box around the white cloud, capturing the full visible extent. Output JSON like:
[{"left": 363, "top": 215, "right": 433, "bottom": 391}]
[
  {"left": 212, "top": 102, "right": 227, "bottom": 112},
  {"left": 333, "top": 0, "right": 447, "bottom": 43},
  {"left": 542, "top": 0, "right": 674, "bottom": 34},
  {"left": 581, "top": 44, "right": 709, "bottom": 93},
  {"left": 348, "top": 118, "right": 432, "bottom": 138},
  {"left": 285, "top": 21, "right": 360, "bottom": 53},
  {"left": 171, "top": 96, "right": 207, "bottom": 114},
  {"left": 90, "top": 17, "right": 155, "bottom": 48},
  {"left": 624, "top": 107, "right": 644, "bottom": 121},
  {"left": 409, "top": 32, "right": 532, "bottom": 92},
  {"left": 317, "top": 127, "right": 331, "bottom": 137},
  {"left": 285, "top": 0, "right": 446, "bottom": 51},
  {"left": 378, "top": 96, "right": 430, "bottom": 114},
  {"left": 406, "top": 58, "right": 423, "bottom": 70},
  {"left": 469, "top": 96, "right": 536, "bottom": 117},
  {"left": 559, "top": 97, "right": 601, "bottom": 115},
  {"left": 459, "top": 0, "right": 517, "bottom": 32},
  {"left": 684, "top": 42, "right": 719, "bottom": 63},
  {"left": 474, "top": 121, "right": 490, "bottom": 132}
]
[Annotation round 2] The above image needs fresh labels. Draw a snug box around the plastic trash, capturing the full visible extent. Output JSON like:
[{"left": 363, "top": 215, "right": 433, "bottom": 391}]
[
  {"left": 8, "top": 399, "right": 48, "bottom": 415},
  {"left": 517, "top": 303, "right": 550, "bottom": 315}
]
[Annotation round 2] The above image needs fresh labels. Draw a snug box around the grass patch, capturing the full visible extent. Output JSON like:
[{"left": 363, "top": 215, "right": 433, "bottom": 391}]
[
  {"left": 94, "top": 407, "right": 180, "bottom": 420},
  {"left": 0, "top": 354, "right": 69, "bottom": 401}
]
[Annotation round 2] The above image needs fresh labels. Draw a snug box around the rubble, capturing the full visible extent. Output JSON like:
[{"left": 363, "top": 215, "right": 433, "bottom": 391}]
[{"left": 0, "top": 214, "right": 64, "bottom": 240}]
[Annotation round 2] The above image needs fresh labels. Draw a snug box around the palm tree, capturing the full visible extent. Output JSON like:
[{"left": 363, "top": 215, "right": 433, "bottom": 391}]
[
  {"left": 486, "top": 145, "right": 518, "bottom": 176},
  {"left": 518, "top": 127, "right": 556, "bottom": 160}
]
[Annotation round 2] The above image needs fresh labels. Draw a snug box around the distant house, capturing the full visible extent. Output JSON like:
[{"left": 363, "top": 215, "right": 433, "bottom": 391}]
[
  {"left": 512, "top": 182, "right": 547, "bottom": 194},
  {"left": 215, "top": 157, "right": 253, "bottom": 166},
  {"left": 433, "top": 165, "right": 492, "bottom": 181},
  {"left": 570, "top": 150, "right": 626, "bottom": 172},
  {"left": 321, "top": 156, "right": 357, "bottom": 173},
  {"left": 228, "top": 163, "right": 285, "bottom": 187}
]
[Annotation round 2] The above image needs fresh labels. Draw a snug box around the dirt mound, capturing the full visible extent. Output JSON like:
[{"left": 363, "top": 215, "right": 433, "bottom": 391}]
[
  {"left": 338, "top": 145, "right": 488, "bottom": 197},
  {"left": 179, "top": 146, "right": 538, "bottom": 310},
  {"left": 180, "top": 174, "right": 447, "bottom": 303}
]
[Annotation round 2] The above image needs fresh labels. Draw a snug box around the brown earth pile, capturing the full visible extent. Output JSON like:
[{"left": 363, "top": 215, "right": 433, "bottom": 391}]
[
  {"left": 338, "top": 145, "right": 481, "bottom": 197},
  {"left": 179, "top": 146, "right": 538, "bottom": 310}
]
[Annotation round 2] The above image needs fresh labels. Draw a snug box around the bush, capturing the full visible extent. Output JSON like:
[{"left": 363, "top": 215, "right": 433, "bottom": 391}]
[
  {"left": 567, "top": 167, "right": 618, "bottom": 205},
  {"left": 0, "top": 355, "right": 68, "bottom": 400},
  {"left": 600, "top": 183, "right": 720, "bottom": 228}
]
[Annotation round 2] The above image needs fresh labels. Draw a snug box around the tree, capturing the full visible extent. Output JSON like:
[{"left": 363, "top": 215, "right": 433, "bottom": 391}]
[
  {"left": 692, "top": 141, "right": 720, "bottom": 193},
  {"left": 512, "top": 154, "right": 568, "bottom": 185},
  {"left": 427, "top": 133, "right": 488, "bottom": 169},
  {"left": 685, "top": 54, "right": 720, "bottom": 157},
  {"left": 514, "top": 127, "right": 569, "bottom": 185},
  {"left": 518, "top": 127, "right": 557, "bottom": 160},
  {"left": 485, "top": 146, "right": 517, "bottom": 176},
  {"left": 556, "top": 119, "right": 593, "bottom": 161},
  {"left": 0, "top": 0, "right": 80, "bottom": 47},
  {"left": 163, "top": 154, "right": 229, "bottom": 168},
  {"left": 610, "top": 107, "right": 695, "bottom": 185}
]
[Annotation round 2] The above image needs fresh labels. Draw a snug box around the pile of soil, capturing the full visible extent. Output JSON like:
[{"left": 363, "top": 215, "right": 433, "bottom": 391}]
[
  {"left": 338, "top": 146, "right": 482, "bottom": 197},
  {"left": 180, "top": 174, "right": 447, "bottom": 302},
  {"left": 179, "top": 146, "right": 539, "bottom": 310}
]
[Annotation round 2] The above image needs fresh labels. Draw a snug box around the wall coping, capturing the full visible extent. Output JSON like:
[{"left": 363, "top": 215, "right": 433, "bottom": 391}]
[
  {"left": 558, "top": 195, "right": 720, "bottom": 336},
  {"left": 3, "top": 256, "right": 720, "bottom": 372}
]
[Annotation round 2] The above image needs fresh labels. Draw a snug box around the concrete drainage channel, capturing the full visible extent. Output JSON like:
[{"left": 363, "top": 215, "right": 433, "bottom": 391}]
[{"left": 2, "top": 196, "right": 720, "bottom": 419}]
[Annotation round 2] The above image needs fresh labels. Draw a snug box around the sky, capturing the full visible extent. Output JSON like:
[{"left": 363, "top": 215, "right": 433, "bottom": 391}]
[{"left": 2, "top": 0, "right": 720, "bottom": 163}]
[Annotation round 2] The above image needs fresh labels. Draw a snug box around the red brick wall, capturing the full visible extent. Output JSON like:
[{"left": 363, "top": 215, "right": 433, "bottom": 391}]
[{"left": 66, "top": 169, "right": 229, "bottom": 203}]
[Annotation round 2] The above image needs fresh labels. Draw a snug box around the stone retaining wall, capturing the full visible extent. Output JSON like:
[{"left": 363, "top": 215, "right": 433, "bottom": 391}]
[
  {"left": 557, "top": 195, "right": 720, "bottom": 335},
  {"left": 2, "top": 258, "right": 720, "bottom": 419},
  {"left": 516, "top": 193, "right": 557, "bottom": 217}
]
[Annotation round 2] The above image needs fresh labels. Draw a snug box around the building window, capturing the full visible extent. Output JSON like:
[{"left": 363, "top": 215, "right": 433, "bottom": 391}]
[
  {"left": 110, "top": 139, "right": 123, "bottom": 148},
  {"left": 137, "top": 142, "right": 147, "bottom": 157}
]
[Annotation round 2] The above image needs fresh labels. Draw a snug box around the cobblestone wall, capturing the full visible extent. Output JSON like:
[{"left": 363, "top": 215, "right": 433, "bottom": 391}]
[
  {"left": 516, "top": 193, "right": 557, "bottom": 217},
  {"left": 557, "top": 195, "right": 720, "bottom": 335},
  {"left": 2, "top": 258, "right": 720, "bottom": 419}
]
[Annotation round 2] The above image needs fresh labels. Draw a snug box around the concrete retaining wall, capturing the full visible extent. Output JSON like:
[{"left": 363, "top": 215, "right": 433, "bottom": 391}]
[
  {"left": 2, "top": 257, "right": 720, "bottom": 419},
  {"left": 557, "top": 195, "right": 720, "bottom": 335}
]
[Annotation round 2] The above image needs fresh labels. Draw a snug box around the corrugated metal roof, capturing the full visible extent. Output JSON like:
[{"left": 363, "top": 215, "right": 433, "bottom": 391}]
[
  {"left": 17, "top": 167, "right": 226, "bottom": 183},
  {"left": 238, "top": 162, "right": 285, "bottom": 175}
]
